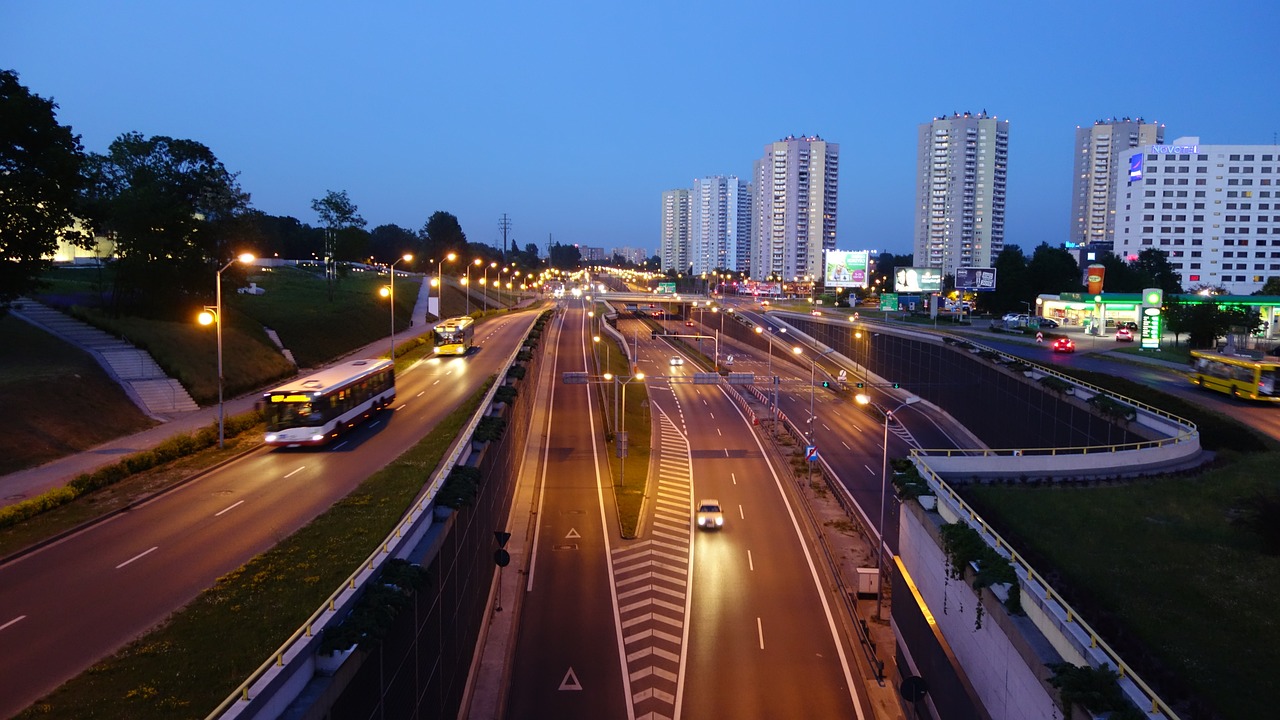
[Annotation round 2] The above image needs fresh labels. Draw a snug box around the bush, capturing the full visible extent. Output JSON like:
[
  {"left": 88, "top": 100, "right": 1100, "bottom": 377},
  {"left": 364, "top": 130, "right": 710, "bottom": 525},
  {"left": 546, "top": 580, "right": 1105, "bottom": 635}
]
[
  {"left": 494, "top": 386, "right": 517, "bottom": 404},
  {"left": 436, "top": 465, "right": 481, "bottom": 509},
  {"left": 473, "top": 416, "right": 507, "bottom": 443},
  {"left": 507, "top": 365, "right": 526, "bottom": 381}
]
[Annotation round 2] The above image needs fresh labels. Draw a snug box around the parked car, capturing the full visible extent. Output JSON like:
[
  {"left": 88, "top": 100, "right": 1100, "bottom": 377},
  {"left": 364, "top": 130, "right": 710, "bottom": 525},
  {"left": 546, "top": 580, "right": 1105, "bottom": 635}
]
[
  {"left": 1051, "top": 337, "right": 1075, "bottom": 353},
  {"left": 696, "top": 499, "right": 724, "bottom": 530},
  {"left": 1035, "top": 317, "right": 1060, "bottom": 329},
  {"left": 1117, "top": 320, "right": 1139, "bottom": 332},
  {"left": 1115, "top": 327, "right": 1134, "bottom": 342}
]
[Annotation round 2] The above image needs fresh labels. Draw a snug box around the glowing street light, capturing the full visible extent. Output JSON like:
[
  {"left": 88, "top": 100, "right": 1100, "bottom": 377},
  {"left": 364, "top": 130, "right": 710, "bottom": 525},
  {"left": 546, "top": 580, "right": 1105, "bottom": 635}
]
[
  {"left": 436, "top": 252, "right": 457, "bottom": 319},
  {"left": 379, "top": 253, "right": 413, "bottom": 363},
  {"left": 198, "top": 252, "right": 255, "bottom": 449}
]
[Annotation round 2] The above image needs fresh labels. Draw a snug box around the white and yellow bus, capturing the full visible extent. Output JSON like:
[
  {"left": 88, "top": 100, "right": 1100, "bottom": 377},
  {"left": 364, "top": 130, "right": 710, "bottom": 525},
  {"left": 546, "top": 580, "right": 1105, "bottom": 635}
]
[
  {"left": 261, "top": 359, "right": 396, "bottom": 446},
  {"left": 434, "top": 316, "right": 475, "bottom": 356},
  {"left": 1188, "top": 349, "right": 1280, "bottom": 402}
]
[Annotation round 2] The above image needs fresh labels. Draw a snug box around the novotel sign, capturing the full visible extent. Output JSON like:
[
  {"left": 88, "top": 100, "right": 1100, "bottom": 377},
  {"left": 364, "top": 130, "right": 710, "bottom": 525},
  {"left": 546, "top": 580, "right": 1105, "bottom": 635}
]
[{"left": 1149, "top": 144, "right": 1199, "bottom": 154}]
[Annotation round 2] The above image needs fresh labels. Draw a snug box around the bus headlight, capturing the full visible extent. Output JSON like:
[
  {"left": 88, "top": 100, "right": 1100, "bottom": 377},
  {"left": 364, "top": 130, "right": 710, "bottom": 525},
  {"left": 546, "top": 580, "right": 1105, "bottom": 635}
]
[
  {"left": 265, "top": 434, "right": 278, "bottom": 443},
  {"left": 311, "top": 434, "right": 325, "bottom": 442}
]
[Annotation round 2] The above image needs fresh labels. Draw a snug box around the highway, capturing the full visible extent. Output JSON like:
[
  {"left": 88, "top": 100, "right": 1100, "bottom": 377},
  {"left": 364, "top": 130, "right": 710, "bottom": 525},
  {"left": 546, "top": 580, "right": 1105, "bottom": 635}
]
[
  {"left": 506, "top": 303, "right": 869, "bottom": 719},
  {"left": 0, "top": 313, "right": 537, "bottom": 719}
]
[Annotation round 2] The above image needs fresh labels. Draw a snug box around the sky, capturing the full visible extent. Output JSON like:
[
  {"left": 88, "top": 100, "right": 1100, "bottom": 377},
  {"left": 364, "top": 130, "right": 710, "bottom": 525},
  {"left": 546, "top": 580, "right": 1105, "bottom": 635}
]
[{"left": 4, "top": 1, "right": 1279, "bottom": 259}]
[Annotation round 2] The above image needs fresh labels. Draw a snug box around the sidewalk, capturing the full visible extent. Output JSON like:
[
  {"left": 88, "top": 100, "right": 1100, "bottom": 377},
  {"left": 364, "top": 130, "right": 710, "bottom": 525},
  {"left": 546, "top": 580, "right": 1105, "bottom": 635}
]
[{"left": 1, "top": 286, "right": 440, "bottom": 509}]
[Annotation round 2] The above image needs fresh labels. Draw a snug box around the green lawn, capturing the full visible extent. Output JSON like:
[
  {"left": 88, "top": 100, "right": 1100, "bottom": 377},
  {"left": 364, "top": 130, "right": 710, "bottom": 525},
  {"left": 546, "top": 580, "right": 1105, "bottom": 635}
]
[
  {"left": 0, "top": 315, "right": 156, "bottom": 475},
  {"left": 964, "top": 453, "right": 1278, "bottom": 720}
]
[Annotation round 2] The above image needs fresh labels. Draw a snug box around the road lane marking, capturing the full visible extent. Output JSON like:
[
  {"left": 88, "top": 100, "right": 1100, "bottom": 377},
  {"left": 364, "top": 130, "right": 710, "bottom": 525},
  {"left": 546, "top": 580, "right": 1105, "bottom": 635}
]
[
  {"left": 432, "top": 380, "right": 440, "bottom": 386},
  {"left": 747, "top": 550, "right": 754, "bottom": 571},
  {"left": 709, "top": 412, "right": 715, "bottom": 419},
  {"left": 0, "top": 616, "right": 26, "bottom": 632},
  {"left": 823, "top": 423, "right": 831, "bottom": 431},
  {"left": 716, "top": 428, "right": 722, "bottom": 436},
  {"left": 116, "top": 546, "right": 158, "bottom": 569},
  {"left": 416, "top": 391, "right": 425, "bottom": 397},
  {"left": 333, "top": 441, "right": 348, "bottom": 450},
  {"left": 842, "top": 441, "right": 851, "bottom": 449},
  {"left": 865, "top": 464, "right": 876, "bottom": 475},
  {"left": 731, "top": 472, "right": 737, "bottom": 485},
  {"left": 215, "top": 500, "right": 245, "bottom": 517},
  {"left": 757, "top": 617, "right": 765, "bottom": 649},
  {"left": 284, "top": 466, "right": 306, "bottom": 478},
  {"left": 395, "top": 403, "right": 406, "bottom": 410},
  {"left": 369, "top": 421, "right": 381, "bottom": 428},
  {"left": 739, "top": 505, "right": 745, "bottom": 519}
]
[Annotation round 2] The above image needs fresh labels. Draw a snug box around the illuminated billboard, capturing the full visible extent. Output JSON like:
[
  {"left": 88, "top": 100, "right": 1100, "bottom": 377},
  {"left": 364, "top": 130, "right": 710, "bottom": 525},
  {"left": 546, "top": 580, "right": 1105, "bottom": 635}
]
[
  {"left": 1128, "top": 152, "right": 1143, "bottom": 184},
  {"left": 955, "top": 267, "right": 997, "bottom": 291},
  {"left": 894, "top": 266, "right": 942, "bottom": 293},
  {"left": 823, "top": 250, "right": 869, "bottom": 289}
]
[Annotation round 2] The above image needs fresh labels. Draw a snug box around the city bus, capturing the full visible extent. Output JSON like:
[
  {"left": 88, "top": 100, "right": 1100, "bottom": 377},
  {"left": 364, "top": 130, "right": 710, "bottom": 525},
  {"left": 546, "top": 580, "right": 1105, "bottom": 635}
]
[
  {"left": 261, "top": 359, "right": 396, "bottom": 447},
  {"left": 1188, "top": 349, "right": 1280, "bottom": 402},
  {"left": 434, "top": 316, "right": 475, "bottom": 356}
]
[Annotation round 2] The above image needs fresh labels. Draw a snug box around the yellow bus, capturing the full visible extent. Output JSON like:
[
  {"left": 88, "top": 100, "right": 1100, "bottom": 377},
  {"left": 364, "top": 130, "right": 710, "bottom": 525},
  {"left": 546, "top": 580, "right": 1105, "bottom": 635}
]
[
  {"left": 1188, "top": 349, "right": 1280, "bottom": 402},
  {"left": 434, "top": 316, "right": 475, "bottom": 356}
]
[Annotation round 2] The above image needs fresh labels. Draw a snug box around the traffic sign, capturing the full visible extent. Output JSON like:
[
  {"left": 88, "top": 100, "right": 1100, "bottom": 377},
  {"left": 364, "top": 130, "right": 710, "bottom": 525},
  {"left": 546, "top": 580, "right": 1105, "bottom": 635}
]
[
  {"left": 494, "top": 531, "right": 511, "bottom": 548},
  {"left": 805, "top": 445, "right": 819, "bottom": 462},
  {"left": 838, "top": 369, "right": 847, "bottom": 381}
]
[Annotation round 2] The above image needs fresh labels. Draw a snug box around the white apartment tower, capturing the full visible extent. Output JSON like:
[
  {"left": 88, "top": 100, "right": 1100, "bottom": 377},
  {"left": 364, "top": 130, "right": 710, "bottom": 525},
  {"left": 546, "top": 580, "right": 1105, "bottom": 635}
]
[
  {"left": 660, "top": 189, "right": 691, "bottom": 273},
  {"left": 913, "top": 112, "right": 1008, "bottom": 276},
  {"left": 1114, "top": 137, "right": 1280, "bottom": 295},
  {"left": 752, "top": 135, "right": 839, "bottom": 281},
  {"left": 1070, "top": 118, "right": 1164, "bottom": 248},
  {"left": 691, "top": 176, "right": 752, "bottom": 275}
]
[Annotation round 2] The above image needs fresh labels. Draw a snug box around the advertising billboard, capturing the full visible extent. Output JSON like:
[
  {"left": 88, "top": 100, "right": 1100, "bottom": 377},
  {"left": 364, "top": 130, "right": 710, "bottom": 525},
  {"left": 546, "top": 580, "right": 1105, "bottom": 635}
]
[
  {"left": 823, "top": 250, "right": 869, "bottom": 289},
  {"left": 955, "top": 267, "right": 997, "bottom": 291},
  {"left": 894, "top": 266, "right": 942, "bottom": 293},
  {"left": 1128, "top": 152, "right": 1143, "bottom": 184}
]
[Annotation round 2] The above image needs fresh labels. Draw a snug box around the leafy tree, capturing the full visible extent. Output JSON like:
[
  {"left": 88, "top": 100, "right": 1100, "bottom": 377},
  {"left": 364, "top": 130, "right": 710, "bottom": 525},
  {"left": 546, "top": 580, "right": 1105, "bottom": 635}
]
[
  {"left": 419, "top": 211, "right": 467, "bottom": 261},
  {"left": 1097, "top": 252, "right": 1146, "bottom": 293},
  {"left": 367, "top": 224, "right": 419, "bottom": 265},
  {"left": 0, "top": 69, "right": 92, "bottom": 315},
  {"left": 990, "top": 245, "right": 1032, "bottom": 316},
  {"left": 1133, "top": 248, "right": 1183, "bottom": 295},
  {"left": 242, "top": 211, "right": 324, "bottom": 260},
  {"left": 84, "top": 132, "right": 250, "bottom": 316},
  {"left": 549, "top": 241, "right": 582, "bottom": 270},
  {"left": 1027, "top": 242, "right": 1083, "bottom": 296},
  {"left": 311, "top": 189, "right": 365, "bottom": 233},
  {"left": 1253, "top": 276, "right": 1280, "bottom": 296},
  {"left": 1181, "top": 299, "right": 1256, "bottom": 349}
]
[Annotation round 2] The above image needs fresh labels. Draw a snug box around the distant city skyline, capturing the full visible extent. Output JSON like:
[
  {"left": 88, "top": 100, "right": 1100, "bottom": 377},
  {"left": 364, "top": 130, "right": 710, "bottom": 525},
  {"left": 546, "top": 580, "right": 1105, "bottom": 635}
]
[{"left": 4, "top": 1, "right": 1278, "bottom": 260}]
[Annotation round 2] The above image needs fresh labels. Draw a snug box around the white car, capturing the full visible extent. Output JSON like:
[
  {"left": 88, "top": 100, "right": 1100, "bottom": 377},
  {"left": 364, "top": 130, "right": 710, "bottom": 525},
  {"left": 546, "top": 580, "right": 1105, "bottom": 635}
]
[
  {"left": 696, "top": 499, "right": 724, "bottom": 530},
  {"left": 669, "top": 356, "right": 684, "bottom": 366}
]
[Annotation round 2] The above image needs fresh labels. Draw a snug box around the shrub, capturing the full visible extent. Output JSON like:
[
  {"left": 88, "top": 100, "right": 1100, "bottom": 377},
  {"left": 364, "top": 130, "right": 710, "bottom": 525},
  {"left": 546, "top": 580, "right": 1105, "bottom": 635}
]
[
  {"left": 436, "top": 466, "right": 481, "bottom": 509},
  {"left": 507, "top": 365, "right": 527, "bottom": 381},
  {"left": 516, "top": 350, "right": 533, "bottom": 362},
  {"left": 1047, "top": 663, "right": 1146, "bottom": 720},
  {"left": 494, "top": 386, "right": 518, "bottom": 404},
  {"left": 473, "top": 416, "right": 507, "bottom": 443}
]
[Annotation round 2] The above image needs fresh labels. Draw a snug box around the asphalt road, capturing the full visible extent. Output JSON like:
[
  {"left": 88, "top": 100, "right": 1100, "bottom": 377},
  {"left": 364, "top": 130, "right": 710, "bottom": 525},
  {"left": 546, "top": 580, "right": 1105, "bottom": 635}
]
[
  {"left": 0, "top": 313, "right": 536, "bottom": 718},
  {"left": 506, "top": 304, "right": 867, "bottom": 719}
]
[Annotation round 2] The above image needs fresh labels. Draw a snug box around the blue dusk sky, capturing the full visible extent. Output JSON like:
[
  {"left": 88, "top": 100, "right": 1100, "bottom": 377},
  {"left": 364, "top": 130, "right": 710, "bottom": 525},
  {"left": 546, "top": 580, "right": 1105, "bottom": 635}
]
[{"left": 4, "top": 1, "right": 1278, "bottom": 259}]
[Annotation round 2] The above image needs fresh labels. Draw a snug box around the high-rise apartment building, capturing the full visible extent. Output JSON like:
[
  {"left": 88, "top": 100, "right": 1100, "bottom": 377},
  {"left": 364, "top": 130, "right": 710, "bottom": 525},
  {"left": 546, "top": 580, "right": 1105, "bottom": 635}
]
[
  {"left": 913, "top": 112, "right": 1008, "bottom": 276},
  {"left": 751, "top": 135, "right": 839, "bottom": 281},
  {"left": 1114, "top": 137, "right": 1280, "bottom": 294},
  {"left": 691, "top": 176, "right": 752, "bottom": 275},
  {"left": 660, "top": 189, "right": 691, "bottom": 273},
  {"left": 1070, "top": 118, "right": 1164, "bottom": 251}
]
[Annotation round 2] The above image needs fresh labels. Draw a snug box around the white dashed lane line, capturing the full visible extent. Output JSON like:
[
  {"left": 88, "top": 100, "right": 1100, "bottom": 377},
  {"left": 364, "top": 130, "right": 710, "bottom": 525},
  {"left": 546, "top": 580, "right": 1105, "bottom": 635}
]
[{"left": 116, "top": 546, "right": 158, "bottom": 570}]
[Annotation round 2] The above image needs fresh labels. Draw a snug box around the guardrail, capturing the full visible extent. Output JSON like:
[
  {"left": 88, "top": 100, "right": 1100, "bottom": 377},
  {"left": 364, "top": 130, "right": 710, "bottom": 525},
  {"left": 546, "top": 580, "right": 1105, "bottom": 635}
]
[{"left": 206, "top": 312, "right": 542, "bottom": 720}]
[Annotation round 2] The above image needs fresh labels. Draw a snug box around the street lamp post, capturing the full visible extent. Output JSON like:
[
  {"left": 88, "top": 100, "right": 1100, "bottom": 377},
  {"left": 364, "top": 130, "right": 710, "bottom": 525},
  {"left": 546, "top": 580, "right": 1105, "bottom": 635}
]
[
  {"left": 199, "top": 252, "right": 255, "bottom": 449},
  {"left": 873, "top": 395, "right": 921, "bottom": 620},
  {"left": 380, "top": 253, "right": 413, "bottom": 362},
  {"left": 466, "top": 258, "right": 482, "bottom": 315},
  {"left": 436, "top": 252, "right": 457, "bottom": 319},
  {"left": 618, "top": 371, "right": 643, "bottom": 486}
]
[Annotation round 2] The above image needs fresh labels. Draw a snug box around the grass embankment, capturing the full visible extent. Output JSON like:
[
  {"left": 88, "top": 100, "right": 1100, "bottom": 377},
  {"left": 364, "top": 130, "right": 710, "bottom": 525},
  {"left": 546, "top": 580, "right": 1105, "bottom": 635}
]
[
  {"left": 955, "top": 367, "right": 1278, "bottom": 720},
  {"left": 591, "top": 321, "right": 649, "bottom": 538},
  {"left": 0, "top": 316, "right": 156, "bottom": 476},
  {"left": 17, "top": 378, "right": 493, "bottom": 720}
]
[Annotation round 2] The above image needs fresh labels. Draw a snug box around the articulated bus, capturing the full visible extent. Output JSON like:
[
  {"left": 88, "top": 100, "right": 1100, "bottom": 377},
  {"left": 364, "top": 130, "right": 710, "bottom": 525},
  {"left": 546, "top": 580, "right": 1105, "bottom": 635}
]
[
  {"left": 434, "top": 316, "right": 475, "bottom": 356},
  {"left": 1188, "top": 349, "right": 1280, "bottom": 402},
  {"left": 261, "top": 359, "right": 396, "bottom": 447}
]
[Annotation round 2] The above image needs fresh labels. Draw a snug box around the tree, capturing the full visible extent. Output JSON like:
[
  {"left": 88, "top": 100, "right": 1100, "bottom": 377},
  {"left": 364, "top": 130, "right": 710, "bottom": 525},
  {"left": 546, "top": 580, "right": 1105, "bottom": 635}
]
[
  {"left": 242, "top": 211, "right": 324, "bottom": 260},
  {"left": 419, "top": 211, "right": 467, "bottom": 261},
  {"left": 1027, "top": 242, "right": 1083, "bottom": 296},
  {"left": 1133, "top": 249, "right": 1183, "bottom": 295},
  {"left": 1253, "top": 276, "right": 1280, "bottom": 296},
  {"left": 368, "top": 224, "right": 419, "bottom": 265},
  {"left": 85, "top": 132, "right": 249, "bottom": 316},
  {"left": 548, "top": 241, "right": 581, "bottom": 270},
  {"left": 1097, "top": 252, "right": 1146, "bottom": 293},
  {"left": 0, "top": 69, "right": 92, "bottom": 315},
  {"left": 989, "top": 245, "right": 1032, "bottom": 316}
]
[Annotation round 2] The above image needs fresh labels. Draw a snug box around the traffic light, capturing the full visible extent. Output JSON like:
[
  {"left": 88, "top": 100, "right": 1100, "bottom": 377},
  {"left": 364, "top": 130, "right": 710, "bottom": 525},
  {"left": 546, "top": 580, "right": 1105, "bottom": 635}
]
[
  {"left": 855, "top": 382, "right": 864, "bottom": 389},
  {"left": 891, "top": 382, "right": 900, "bottom": 389},
  {"left": 821, "top": 380, "right": 831, "bottom": 388}
]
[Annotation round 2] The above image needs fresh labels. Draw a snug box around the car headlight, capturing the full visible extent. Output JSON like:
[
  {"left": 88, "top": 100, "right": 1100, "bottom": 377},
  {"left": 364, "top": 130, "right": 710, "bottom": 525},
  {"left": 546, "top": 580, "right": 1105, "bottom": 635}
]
[
  {"left": 311, "top": 434, "right": 325, "bottom": 442},
  {"left": 265, "top": 434, "right": 278, "bottom": 443},
  {"left": 715, "top": 517, "right": 723, "bottom": 526}
]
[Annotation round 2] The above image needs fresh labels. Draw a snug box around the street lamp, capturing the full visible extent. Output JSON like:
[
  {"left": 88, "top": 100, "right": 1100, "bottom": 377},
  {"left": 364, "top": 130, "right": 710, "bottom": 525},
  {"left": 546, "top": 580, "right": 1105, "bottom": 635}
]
[
  {"left": 484, "top": 261, "right": 497, "bottom": 309},
  {"left": 379, "top": 253, "right": 413, "bottom": 363},
  {"left": 198, "top": 252, "right": 255, "bottom": 449},
  {"left": 465, "top": 257, "right": 482, "bottom": 315},
  {"left": 861, "top": 394, "right": 921, "bottom": 620},
  {"left": 436, "top": 252, "right": 457, "bottom": 319}
]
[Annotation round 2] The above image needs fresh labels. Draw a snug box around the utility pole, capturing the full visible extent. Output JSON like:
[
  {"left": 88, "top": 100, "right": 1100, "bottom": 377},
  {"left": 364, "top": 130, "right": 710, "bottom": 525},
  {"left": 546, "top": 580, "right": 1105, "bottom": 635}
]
[{"left": 499, "top": 213, "right": 512, "bottom": 262}]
